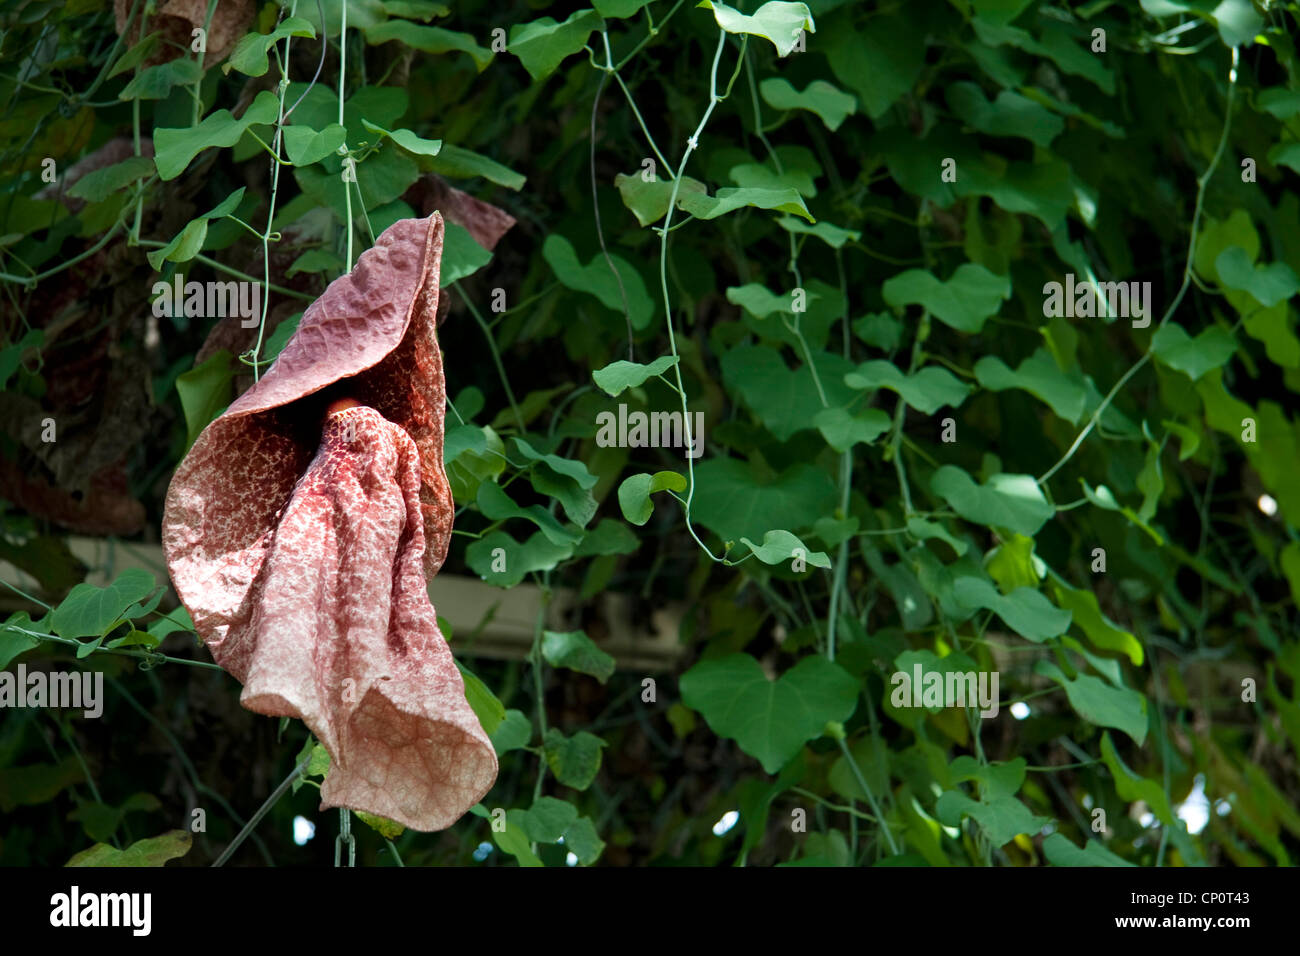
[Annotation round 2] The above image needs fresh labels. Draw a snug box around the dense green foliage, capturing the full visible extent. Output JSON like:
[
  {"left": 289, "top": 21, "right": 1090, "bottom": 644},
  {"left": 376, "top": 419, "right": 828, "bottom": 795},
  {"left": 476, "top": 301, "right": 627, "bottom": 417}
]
[{"left": 2, "top": 0, "right": 1299, "bottom": 867}]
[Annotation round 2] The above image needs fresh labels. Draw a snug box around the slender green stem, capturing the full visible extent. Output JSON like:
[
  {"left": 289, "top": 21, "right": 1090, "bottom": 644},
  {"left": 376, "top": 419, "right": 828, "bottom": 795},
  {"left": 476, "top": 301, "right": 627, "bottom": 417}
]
[
  {"left": 339, "top": 2, "right": 353, "bottom": 273},
  {"left": 1038, "top": 46, "right": 1238, "bottom": 487},
  {"left": 613, "top": 0, "right": 686, "bottom": 70},
  {"left": 76, "top": 0, "right": 142, "bottom": 103},
  {"left": 889, "top": 320, "right": 925, "bottom": 516},
  {"left": 250, "top": 1, "right": 300, "bottom": 381},
  {"left": 593, "top": 35, "right": 633, "bottom": 359},
  {"left": 0, "top": 220, "right": 124, "bottom": 286},
  {"left": 0, "top": 577, "right": 53, "bottom": 609},
  {"left": 53, "top": 714, "right": 105, "bottom": 805},
  {"left": 836, "top": 737, "right": 899, "bottom": 855},
  {"left": 658, "top": 29, "right": 743, "bottom": 563},
  {"left": 192, "top": 0, "right": 220, "bottom": 126},
  {"left": 132, "top": 73, "right": 144, "bottom": 240},
  {"left": 14, "top": 627, "right": 226, "bottom": 671},
  {"left": 385, "top": 838, "right": 405, "bottom": 866},
  {"left": 529, "top": 585, "right": 552, "bottom": 854},
  {"left": 791, "top": 786, "right": 879, "bottom": 822},
  {"left": 609, "top": 72, "right": 673, "bottom": 177},
  {"left": 212, "top": 756, "right": 310, "bottom": 866},
  {"left": 455, "top": 280, "right": 524, "bottom": 431},
  {"left": 826, "top": 451, "right": 852, "bottom": 661},
  {"left": 134, "top": 242, "right": 313, "bottom": 300},
  {"left": 109, "top": 676, "right": 275, "bottom": 865}
]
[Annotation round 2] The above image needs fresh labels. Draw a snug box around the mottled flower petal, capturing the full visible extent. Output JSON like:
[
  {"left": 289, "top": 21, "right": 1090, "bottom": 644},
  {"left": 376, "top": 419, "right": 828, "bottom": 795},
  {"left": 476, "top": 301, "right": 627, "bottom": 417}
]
[{"left": 163, "top": 214, "right": 497, "bottom": 831}]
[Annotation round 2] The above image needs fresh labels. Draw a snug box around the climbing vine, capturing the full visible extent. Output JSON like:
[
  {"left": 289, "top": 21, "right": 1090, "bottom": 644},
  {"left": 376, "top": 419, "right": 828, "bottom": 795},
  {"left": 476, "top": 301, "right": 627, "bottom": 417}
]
[{"left": 2, "top": 0, "right": 1299, "bottom": 868}]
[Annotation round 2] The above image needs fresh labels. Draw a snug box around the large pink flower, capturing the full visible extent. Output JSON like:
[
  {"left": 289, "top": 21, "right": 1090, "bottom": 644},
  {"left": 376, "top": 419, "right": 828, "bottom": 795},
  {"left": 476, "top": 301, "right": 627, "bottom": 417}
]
[{"left": 163, "top": 213, "right": 497, "bottom": 831}]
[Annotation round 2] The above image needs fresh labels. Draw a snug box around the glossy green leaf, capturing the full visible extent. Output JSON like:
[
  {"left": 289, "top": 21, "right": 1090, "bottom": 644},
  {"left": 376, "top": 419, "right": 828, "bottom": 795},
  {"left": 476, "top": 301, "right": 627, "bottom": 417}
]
[
  {"left": 436, "top": 221, "right": 492, "bottom": 283},
  {"left": 543, "top": 234, "right": 653, "bottom": 329},
  {"left": 594, "top": 0, "right": 653, "bottom": 15},
  {"left": 945, "top": 82, "right": 1064, "bottom": 147},
  {"left": 726, "top": 283, "right": 798, "bottom": 319},
  {"left": 698, "top": 1, "right": 815, "bottom": 57},
  {"left": 1242, "top": 301, "right": 1300, "bottom": 369},
  {"left": 935, "top": 790, "right": 1049, "bottom": 847},
  {"left": 738, "top": 529, "right": 831, "bottom": 568},
  {"left": 175, "top": 350, "right": 234, "bottom": 451},
  {"left": 775, "top": 216, "right": 860, "bottom": 248},
  {"left": 813, "top": 406, "right": 891, "bottom": 451},
  {"left": 984, "top": 533, "right": 1040, "bottom": 593},
  {"left": 1037, "top": 661, "right": 1147, "bottom": 745},
  {"left": 613, "top": 172, "right": 707, "bottom": 226},
  {"left": 727, "top": 162, "right": 817, "bottom": 198},
  {"left": 287, "top": 249, "right": 343, "bottom": 276},
  {"left": 722, "top": 345, "right": 856, "bottom": 440},
  {"left": 760, "top": 77, "right": 856, "bottom": 130},
  {"left": 476, "top": 482, "right": 579, "bottom": 546},
  {"left": 679, "top": 653, "right": 858, "bottom": 773},
  {"left": 490, "top": 710, "right": 533, "bottom": 755},
  {"left": 930, "top": 466, "right": 1054, "bottom": 536},
  {"left": 361, "top": 119, "right": 443, "bottom": 157},
  {"left": 66, "top": 830, "right": 192, "bottom": 867},
  {"left": 455, "top": 660, "right": 506, "bottom": 736},
  {"left": 882, "top": 264, "right": 1011, "bottom": 333},
  {"left": 592, "top": 356, "right": 678, "bottom": 396},
  {"left": 508, "top": 9, "right": 603, "bottom": 80},
  {"left": 1152, "top": 324, "right": 1237, "bottom": 381},
  {"left": 1100, "top": 731, "right": 1174, "bottom": 824},
  {"left": 1050, "top": 581, "right": 1143, "bottom": 666},
  {"left": 429, "top": 143, "right": 525, "bottom": 190},
  {"left": 828, "top": 735, "right": 889, "bottom": 803},
  {"left": 1210, "top": 0, "right": 1263, "bottom": 47},
  {"left": 445, "top": 424, "right": 505, "bottom": 501},
  {"left": 283, "top": 123, "right": 347, "bottom": 166},
  {"left": 1043, "top": 833, "right": 1136, "bottom": 867},
  {"left": 952, "top": 576, "right": 1071, "bottom": 642},
  {"left": 516, "top": 796, "right": 577, "bottom": 843},
  {"left": 574, "top": 519, "right": 640, "bottom": 557},
  {"left": 118, "top": 58, "right": 201, "bottom": 100},
  {"left": 844, "top": 360, "right": 972, "bottom": 414},
  {"left": 1215, "top": 247, "right": 1300, "bottom": 307},
  {"left": 491, "top": 816, "right": 543, "bottom": 866},
  {"left": 676, "top": 185, "right": 815, "bottom": 223},
  {"left": 617, "top": 471, "right": 686, "bottom": 525},
  {"left": 154, "top": 91, "right": 280, "bottom": 180},
  {"left": 691, "top": 459, "right": 838, "bottom": 544},
  {"left": 905, "top": 517, "right": 969, "bottom": 557},
  {"left": 146, "top": 187, "right": 247, "bottom": 271},
  {"left": 974, "top": 348, "right": 1088, "bottom": 422},
  {"left": 67, "top": 157, "right": 155, "bottom": 202},
  {"left": 542, "top": 630, "right": 616, "bottom": 683},
  {"left": 0, "top": 613, "right": 41, "bottom": 669},
  {"left": 543, "top": 728, "right": 606, "bottom": 789},
  {"left": 561, "top": 815, "right": 605, "bottom": 864},
  {"left": 364, "top": 21, "right": 493, "bottom": 70},
  {"left": 465, "top": 530, "right": 574, "bottom": 588},
  {"left": 853, "top": 313, "right": 902, "bottom": 351},
  {"left": 826, "top": 11, "right": 924, "bottom": 118},
  {"left": 225, "top": 17, "right": 316, "bottom": 77}
]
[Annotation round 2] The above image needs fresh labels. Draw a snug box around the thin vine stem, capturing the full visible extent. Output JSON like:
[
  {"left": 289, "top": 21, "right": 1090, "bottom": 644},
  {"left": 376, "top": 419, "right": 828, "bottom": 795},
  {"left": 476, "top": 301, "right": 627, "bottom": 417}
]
[
  {"left": 836, "top": 737, "right": 899, "bottom": 855},
  {"left": 454, "top": 280, "right": 524, "bottom": 431},
  {"left": 658, "top": 28, "right": 744, "bottom": 564},
  {"left": 591, "top": 35, "right": 633, "bottom": 359},
  {"left": 340, "top": 1, "right": 353, "bottom": 273},
  {"left": 1037, "top": 46, "right": 1239, "bottom": 487},
  {"left": 12, "top": 627, "right": 228, "bottom": 672},
  {"left": 212, "top": 756, "right": 311, "bottom": 866}
]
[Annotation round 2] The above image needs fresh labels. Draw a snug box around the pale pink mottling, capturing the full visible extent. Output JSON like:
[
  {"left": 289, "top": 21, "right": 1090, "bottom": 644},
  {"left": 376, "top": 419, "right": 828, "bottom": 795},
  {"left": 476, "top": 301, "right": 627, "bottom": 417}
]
[{"left": 162, "top": 214, "right": 497, "bottom": 831}]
